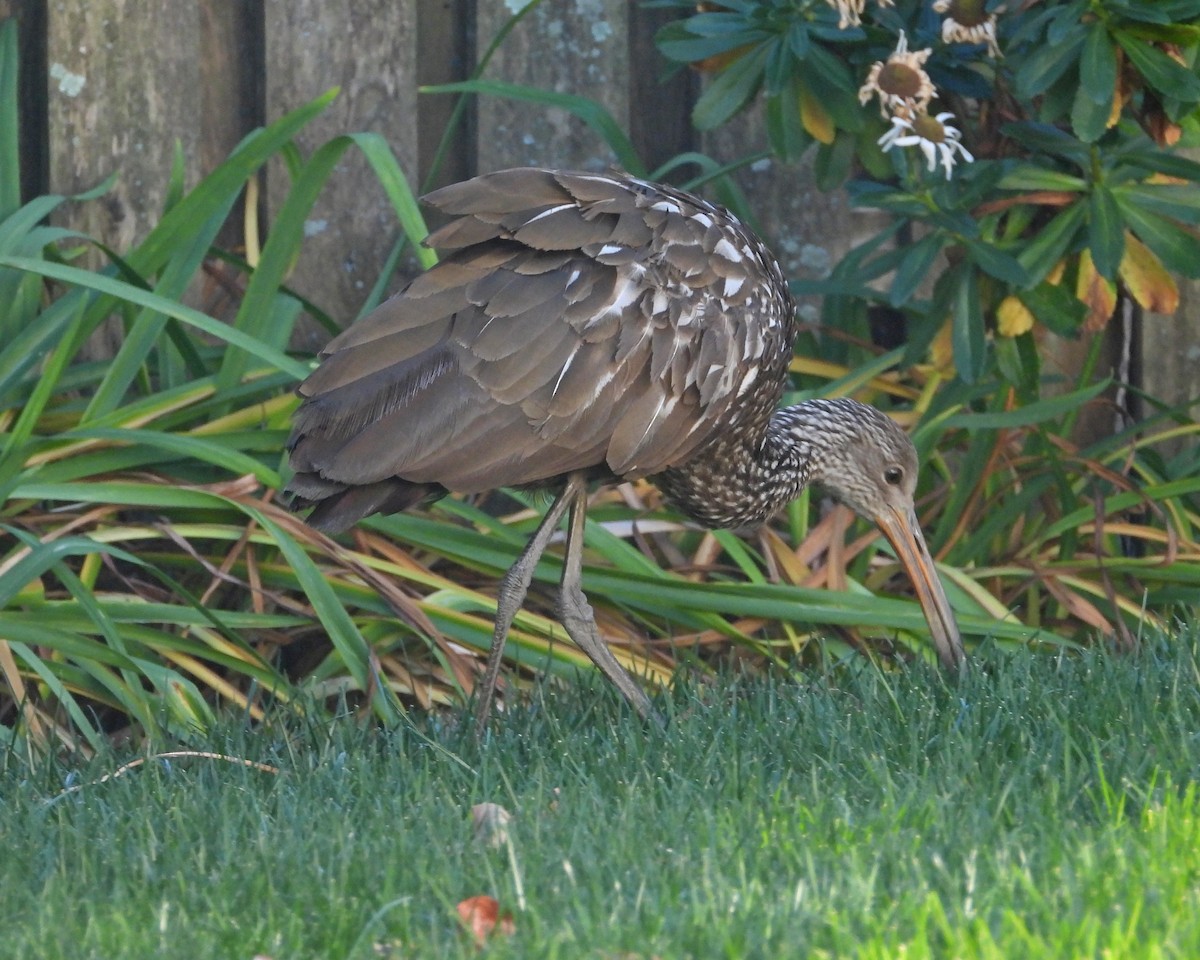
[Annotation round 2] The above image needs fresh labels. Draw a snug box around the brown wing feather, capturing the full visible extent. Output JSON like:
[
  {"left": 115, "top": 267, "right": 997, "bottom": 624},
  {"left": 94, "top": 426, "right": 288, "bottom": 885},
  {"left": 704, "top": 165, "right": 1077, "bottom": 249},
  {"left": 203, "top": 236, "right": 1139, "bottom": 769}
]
[{"left": 286, "top": 167, "right": 795, "bottom": 528}]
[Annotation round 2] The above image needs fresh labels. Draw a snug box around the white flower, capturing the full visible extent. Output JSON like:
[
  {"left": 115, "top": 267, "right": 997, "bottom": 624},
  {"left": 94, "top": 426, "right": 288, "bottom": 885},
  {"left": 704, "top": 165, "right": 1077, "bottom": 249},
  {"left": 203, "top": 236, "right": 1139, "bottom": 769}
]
[
  {"left": 826, "top": 0, "right": 894, "bottom": 30},
  {"left": 858, "top": 31, "right": 936, "bottom": 119},
  {"left": 878, "top": 111, "right": 975, "bottom": 179},
  {"left": 932, "top": 0, "right": 1002, "bottom": 58}
]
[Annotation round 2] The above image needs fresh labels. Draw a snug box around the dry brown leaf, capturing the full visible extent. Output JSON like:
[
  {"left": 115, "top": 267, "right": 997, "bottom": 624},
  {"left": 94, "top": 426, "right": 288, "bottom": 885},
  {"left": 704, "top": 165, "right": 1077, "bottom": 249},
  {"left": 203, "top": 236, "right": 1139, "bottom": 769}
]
[
  {"left": 690, "top": 42, "right": 754, "bottom": 74},
  {"left": 1074, "top": 249, "right": 1118, "bottom": 332},
  {"left": 1039, "top": 574, "right": 1114, "bottom": 634},
  {"left": 759, "top": 529, "right": 811, "bottom": 585},
  {"left": 456, "top": 895, "right": 515, "bottom": 946}
]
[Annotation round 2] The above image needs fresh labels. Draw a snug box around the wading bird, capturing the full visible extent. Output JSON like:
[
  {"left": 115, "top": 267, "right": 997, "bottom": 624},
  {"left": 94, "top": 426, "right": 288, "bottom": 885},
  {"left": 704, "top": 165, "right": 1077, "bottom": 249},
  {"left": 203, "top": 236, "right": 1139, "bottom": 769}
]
[{"left": 286, "top": 167, "right": 965, "bottom": 732}]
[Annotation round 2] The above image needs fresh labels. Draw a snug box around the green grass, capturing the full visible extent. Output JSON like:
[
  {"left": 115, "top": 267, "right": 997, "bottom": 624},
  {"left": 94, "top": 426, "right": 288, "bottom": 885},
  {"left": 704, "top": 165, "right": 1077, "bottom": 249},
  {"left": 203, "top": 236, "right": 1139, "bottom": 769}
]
[{"left": 5, "top": 627, "right": 1200, "bottom": 959}]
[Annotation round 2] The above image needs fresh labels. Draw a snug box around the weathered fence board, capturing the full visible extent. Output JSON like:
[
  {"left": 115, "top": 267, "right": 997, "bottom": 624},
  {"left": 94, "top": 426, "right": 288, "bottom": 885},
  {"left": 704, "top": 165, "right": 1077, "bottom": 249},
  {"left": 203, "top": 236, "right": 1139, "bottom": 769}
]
[
  {"left": 474, "top": 0, "right": 630, "bottom": 172},
  {"left": 265, "top": 0, "right": 420, "bottom": 343},
  {"left": 1138, "top": 149, "right": 1200, "bottom": 453},
  {"left": 47, "top": 1, "right": 203, "bottom": 252},
  {"left": 44, "top": 1, "right": 207, "bottom": 358},
  {"left": 1144, "top": 297, "right": 1200, "bottom": 449}
]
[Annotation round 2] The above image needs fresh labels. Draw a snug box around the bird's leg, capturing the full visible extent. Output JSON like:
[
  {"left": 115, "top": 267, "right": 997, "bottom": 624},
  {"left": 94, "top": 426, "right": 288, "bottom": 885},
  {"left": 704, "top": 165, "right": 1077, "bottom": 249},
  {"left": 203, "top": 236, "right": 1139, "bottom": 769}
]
[
  {"left": 473, "top": 481, "right": 576, "bottom": 739},
  {"left": 558, "top": 478, "right": 665, "bottom": 729}
]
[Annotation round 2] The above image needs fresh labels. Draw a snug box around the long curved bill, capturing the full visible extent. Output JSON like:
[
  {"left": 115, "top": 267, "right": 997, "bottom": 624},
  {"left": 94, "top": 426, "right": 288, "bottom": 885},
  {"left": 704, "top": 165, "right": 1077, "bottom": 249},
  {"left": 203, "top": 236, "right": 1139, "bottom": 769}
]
[{"left": 874, "top": 505, "right": 965, "bottom": 670}]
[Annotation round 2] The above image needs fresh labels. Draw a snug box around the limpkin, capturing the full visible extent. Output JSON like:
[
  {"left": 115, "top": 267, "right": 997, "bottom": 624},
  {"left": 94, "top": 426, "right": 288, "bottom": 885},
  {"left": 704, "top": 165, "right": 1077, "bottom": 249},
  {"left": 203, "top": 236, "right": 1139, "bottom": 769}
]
[{"left": 285, "top": 167, "right": 965, "bottom": 731}]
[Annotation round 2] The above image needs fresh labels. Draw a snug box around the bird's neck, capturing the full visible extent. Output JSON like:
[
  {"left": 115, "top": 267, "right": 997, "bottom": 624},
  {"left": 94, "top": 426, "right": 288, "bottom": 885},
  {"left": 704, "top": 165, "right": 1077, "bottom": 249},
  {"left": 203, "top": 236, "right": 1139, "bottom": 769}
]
[{"left": 651, "top": 409, "right": 812, "bottom": 530}]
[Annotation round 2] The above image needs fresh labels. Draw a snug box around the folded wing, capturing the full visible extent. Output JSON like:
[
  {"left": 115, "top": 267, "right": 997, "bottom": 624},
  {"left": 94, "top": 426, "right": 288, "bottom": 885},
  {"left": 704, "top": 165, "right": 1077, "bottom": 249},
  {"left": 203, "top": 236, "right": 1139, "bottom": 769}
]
[{"left": 286, "top": 168, "right": 793, "bottom": 530}]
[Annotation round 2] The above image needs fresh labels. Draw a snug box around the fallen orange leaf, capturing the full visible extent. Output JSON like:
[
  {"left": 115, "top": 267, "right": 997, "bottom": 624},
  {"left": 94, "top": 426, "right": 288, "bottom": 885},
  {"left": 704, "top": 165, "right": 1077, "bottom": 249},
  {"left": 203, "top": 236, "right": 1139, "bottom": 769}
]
[{"left": 456, "top": 895, "right": 515, "bottom": 946}]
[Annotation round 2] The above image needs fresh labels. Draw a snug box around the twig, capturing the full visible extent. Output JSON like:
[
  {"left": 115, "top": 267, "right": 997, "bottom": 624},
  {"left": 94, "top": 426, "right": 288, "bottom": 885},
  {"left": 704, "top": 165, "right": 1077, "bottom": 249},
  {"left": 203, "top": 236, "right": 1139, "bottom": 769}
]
[{"left": 48, "top": 751, "right": 281, "bottom": 803}]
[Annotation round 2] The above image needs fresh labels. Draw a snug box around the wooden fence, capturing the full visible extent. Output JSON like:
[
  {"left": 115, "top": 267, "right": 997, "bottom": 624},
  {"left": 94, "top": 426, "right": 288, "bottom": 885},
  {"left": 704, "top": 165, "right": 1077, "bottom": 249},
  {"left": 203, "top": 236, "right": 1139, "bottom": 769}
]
[{"left": 2, "top": 0, "right": 1196, "bottom": 440}]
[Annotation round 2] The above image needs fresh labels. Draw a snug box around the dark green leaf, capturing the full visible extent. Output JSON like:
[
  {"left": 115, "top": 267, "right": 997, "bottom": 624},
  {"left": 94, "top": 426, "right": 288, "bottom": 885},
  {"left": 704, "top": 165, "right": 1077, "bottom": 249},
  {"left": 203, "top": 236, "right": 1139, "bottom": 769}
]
[
  {"left": 996, "top": 165, "right": 1087, "bottom": 192},
  {"left": 952, "top": 266, "right": 987, "bottom": 384},
  {"left": 945, "top": 380, "right": 1111, "bottom": 428},
  {"left": 1017, "top": 281, "right": 1088, "bottom": 336},
  {"left": 890, "top": 234, "right": 943, "bottom": 306},
  {"left": 1110, "top": 2, "right": 1184, "bottom": 25},
  {"left": 1120, "top": 185, "right": 1200, "bottom": 226},
  {"left": 1015, "top": 31, "right": 1086, "bottom": 99},
  {"left": 0, "top": 256, "right": 310, "bottom": 377},
  {"left": 786, "top": 22, "right": 811, "bottom": 60},
  {"left": 655, "top": 30, "right": 759, "bottom": 64},
  {"left": 692, "top": 46, "right": 768, "bottom": 130},
  {"left": 802, "top": 40, "right": 855, "bottom": 94},
  {"left": 962, "top": 238, "right": 1031, "bottom": 287},
  {"left": 994, "top": 332, "right": 1039, "bottom": 392},
  {"left": 1123, "top": 149, "right": 1200, "bottom": 182},
  {"left": 1123, "top": 22, "right": 1200, "bottom": 45},
  {"left": 814, "top": 131, "right": 859, "bottom": 190},
  {"left": 1016, "top": 202, "right": 1087, "bottom": 284},
  {"left": 1079, "top": 23, "right": 1118, "bottom": 105},
  {"left": 762, "top": 38, "right": 790, "bottom": 96},
  {"left": 1116, "top": 34, "right": 1200, "bottom": 103},
  {"left": 765, "top": 79, "right": 808, "bottom": 162},
  {"left": 846, "top": 181, "right": 929, "bottom": 217},
  {"left": 1001, "top": 123, "right": 1091, "bottom": 164},
  {"left": 1071, "top": 80, "right": 1113, "bottom": 143},
  {"left": 1118, "top": 201, "right": 1200, "bottom": 277},
  {"left": 671, "top": 10, "right": 758, "bottom": 38},
  {"left": 1046, "top": 1, "right": 1090, "bottom": 44},
  {"left": 0, "top": 533, "right": 139, "bottom": 608},
  {"left": 1087, "top": 185, "right": 1125, "bottom": 277}
]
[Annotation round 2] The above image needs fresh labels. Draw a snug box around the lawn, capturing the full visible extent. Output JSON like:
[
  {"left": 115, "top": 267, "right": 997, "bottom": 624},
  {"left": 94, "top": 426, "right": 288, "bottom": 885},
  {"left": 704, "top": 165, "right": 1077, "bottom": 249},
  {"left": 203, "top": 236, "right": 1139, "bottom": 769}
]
[{"left": 4, "top": 628, "right": 1200, "bottom": 959}]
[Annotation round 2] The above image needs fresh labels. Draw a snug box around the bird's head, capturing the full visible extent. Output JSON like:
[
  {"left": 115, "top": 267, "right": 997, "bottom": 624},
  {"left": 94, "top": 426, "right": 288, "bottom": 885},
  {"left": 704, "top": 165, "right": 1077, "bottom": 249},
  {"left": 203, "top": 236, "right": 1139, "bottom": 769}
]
[{"left": 778, "top": 398, "right": 965, "bottom": 671}]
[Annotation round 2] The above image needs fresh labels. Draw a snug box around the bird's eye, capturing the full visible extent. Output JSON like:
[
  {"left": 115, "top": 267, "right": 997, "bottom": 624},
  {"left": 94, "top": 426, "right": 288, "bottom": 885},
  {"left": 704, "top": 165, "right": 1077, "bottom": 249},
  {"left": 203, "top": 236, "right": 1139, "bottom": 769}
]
[{"left": 884, "top": 466, "right": 904, "bottom": 486}]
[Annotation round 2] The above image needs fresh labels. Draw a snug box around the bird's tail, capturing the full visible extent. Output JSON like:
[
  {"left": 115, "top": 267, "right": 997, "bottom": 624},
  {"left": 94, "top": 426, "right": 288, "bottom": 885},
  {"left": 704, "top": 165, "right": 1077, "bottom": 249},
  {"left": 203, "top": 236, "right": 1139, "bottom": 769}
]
[{"left": 284, "top": 473, "right": 442, "bottom": 533}]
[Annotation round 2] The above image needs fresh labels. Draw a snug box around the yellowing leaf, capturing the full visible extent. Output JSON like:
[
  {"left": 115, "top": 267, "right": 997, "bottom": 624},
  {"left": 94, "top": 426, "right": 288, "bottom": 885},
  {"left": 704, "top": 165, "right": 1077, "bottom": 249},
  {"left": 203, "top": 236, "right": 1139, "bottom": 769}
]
[
  {"left": 1120, "top": 232, "right": 1179, "bottom": 314},
  {"left": 1045, "top": 259, "right": 1067, "bottom": 285},
  {"left": 1107, "top": 90, "right": 1124, "bottom": 129},
  {"left": 996, "top": 296, "right": 1035, "bottom": 337},
  {"left": 1075, "top": 249, "right": 1118, "bottom": 332},
  {"left": 929, "top": 318, "right": 955, "bottom": 373},
  {"left": 926, "top": 316, "right": 955, "bottom": 372},
  {"left": 798, "top": 81, "right": 835, "bottom": 144}
]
